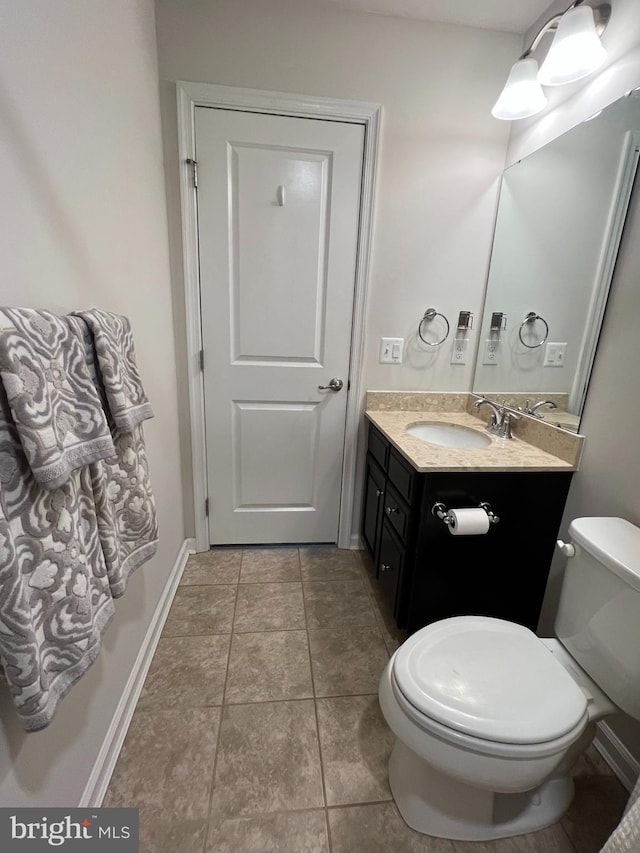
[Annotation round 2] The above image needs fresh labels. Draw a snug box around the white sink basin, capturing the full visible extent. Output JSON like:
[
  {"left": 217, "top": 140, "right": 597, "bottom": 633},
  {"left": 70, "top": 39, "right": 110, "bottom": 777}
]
[{"left": 405, "top": 422, "right": 492, "bottom": 449}]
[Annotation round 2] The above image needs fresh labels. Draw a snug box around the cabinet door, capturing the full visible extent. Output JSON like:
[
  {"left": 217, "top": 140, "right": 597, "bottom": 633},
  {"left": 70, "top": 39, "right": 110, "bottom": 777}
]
[
  {"left": 378, "top": 519, "right": 405, "bottom": 619},
  {"left": 407, "top": 471, "right": 573, "bottom": 634},
  {"left": 362, "top": 454, "right": 386, "bottom": 565}
]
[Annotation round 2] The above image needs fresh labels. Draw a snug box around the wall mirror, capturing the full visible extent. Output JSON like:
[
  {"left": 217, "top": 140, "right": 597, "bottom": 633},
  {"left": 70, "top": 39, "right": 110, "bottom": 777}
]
[{"left": 472, "top": 91, "right": 640, "bottom": 432}]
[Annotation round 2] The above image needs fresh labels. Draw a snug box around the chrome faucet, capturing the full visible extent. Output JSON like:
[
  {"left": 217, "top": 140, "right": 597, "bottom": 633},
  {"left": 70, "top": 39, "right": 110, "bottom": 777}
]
[
  {"left": 473, "top": 398, "right": 504, "bottom": 435},
  {"left": 527, "top": 400, "right": 558, "bottom": 417},
  {"left": 474, "top": 398, "right": 521, "bottom": 439}
]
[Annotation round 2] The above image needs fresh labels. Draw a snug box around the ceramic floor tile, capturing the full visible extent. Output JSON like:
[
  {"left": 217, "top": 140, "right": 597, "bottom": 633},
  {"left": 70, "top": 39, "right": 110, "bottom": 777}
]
[
  {"left": 162, "top": 585, "right": 236, "bottom": 636},
  {"left": 309, "top": 625, "right": 389, "bottom": 697},
  {"left": 139, "top": 818, "right": 207, "bottom": 853},
  {"left": 303, "top": 580, "right": 376, "bottom": 629},
  {"left": 206, "top": 810, "right": 329, "bottom": 853},
  {"left": 584, "top": 744, "right": 613, "bottom": 776},
  {"left": 561, "top": 761, "right": 628, "bottom": 853},
  {"left": 240, "top": 547, "right": 301, "bottom": 582},
  {"left": 210, "top": 700, "right": 324, "bottom": 819},
  {"left": 104, "top": 707, "right": 220, "bottom": 822},
  {"left": 180, "top": 548, "right": 242, "bottom": 585},
  {"left": 328, "top": 802, "right": 456, "bottom": 853},
  {"left": 316, "top": 694, "right": 394, "bottom": 805},
  {"left": 452, "top": 824, "right": 577, "bottom": 852},
  {"left": 233, "top": 582, "right": 305, "bottom": 632},
  {"left": 137, "top": 635, "right": 230, "bottom": 710},
  {"left": 225, "top": 630, "right": 313, "bottom": 703},
  {"left": 300, "top": 546, "right": 363, "bottom": 582}
]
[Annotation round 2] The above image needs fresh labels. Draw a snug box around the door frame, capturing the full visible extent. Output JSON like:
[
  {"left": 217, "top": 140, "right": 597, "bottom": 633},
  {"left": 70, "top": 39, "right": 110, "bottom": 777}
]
[{"left": 176, "top": 81, "right": 381, "bottom": 552}]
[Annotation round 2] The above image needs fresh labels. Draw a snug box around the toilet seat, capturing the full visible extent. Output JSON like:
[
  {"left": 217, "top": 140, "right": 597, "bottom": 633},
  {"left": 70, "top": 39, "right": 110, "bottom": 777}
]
[{"left": 393, "top": 616, "right": 588, "bottom": 746}]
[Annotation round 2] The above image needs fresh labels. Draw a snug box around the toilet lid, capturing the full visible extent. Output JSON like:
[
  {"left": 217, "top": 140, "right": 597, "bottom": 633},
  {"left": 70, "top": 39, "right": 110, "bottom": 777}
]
[{"left": 394, "top": 616, "right": 588, "bottom": 744}]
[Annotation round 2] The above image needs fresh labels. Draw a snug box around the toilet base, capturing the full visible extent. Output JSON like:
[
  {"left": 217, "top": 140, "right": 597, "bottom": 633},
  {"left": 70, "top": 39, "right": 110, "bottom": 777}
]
[{"left": 389, "top": 740, "right": 575, "bottom": 841}]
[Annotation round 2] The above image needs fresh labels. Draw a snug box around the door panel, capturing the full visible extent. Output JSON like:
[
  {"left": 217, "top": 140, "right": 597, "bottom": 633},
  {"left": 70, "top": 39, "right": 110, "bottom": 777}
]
[
  {"left": 230, "top": 144, "right": 330, "bottom": 363},
  {"left": 232, "top": 401, "right": 319, "bottom": 509},
  {"left": 195, "top": 107, "right": 364, "bottom": 544}
]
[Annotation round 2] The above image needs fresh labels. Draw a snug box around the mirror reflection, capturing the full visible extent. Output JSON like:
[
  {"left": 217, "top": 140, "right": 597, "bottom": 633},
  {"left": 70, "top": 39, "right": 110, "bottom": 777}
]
[{"left": 473, "top": 91, "right": 640, "bottom": 432}]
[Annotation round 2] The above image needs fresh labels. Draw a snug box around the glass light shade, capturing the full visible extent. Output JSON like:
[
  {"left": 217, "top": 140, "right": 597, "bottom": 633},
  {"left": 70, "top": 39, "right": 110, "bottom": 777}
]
[
  {"left": 492, "top": 58, "right": 548, "bottom": 121},
  {"left": 538, "top": 5, "right": 607, "bottom": 86}
]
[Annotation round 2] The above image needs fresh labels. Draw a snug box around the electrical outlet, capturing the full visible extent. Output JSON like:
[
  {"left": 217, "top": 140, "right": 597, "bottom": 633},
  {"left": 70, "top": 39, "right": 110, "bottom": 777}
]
[
  {"left": 450, "top": 338, "right": 469, "bottom": 365},
  {"left": 379, "top": 337, "right": 404, "bottom": 364},
  {"left": 544, "top": 342, "right": 567, "bottom": 367},
  {"left": 482, "top": 339, "right": 500, "bottom": 365}
]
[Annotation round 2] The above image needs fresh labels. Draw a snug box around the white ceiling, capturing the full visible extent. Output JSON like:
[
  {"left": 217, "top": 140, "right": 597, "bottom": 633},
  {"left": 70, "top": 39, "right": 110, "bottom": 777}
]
[{"left": 310, "top": 0, "right": 553, "bottom": 34}]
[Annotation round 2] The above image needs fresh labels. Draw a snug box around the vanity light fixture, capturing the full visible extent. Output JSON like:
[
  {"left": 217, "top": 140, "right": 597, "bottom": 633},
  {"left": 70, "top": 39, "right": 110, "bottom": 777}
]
[
  {"left": 492, "top": 0, "right": 610, "bottom": 121},
  {"left": 491, "top": 58, "right": 547, "bottom": 121}
]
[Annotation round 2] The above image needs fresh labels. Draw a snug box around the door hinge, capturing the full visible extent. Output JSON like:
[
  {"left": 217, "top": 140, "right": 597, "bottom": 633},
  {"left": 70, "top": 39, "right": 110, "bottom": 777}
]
[
  {"left": 187, "top": 157, "right": 198, "bottom": 188},
  {"left": 199, "top": 349, "right": 204, "bottom": 371},
  {"left": 205, "top": 497, "right": 209, "bottom": 517}
]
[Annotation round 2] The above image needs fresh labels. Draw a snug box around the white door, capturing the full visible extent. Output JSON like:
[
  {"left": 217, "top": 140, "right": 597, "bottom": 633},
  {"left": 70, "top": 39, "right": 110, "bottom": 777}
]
[{"left": 195, "top": 107, "right": 364, "bottom": 544}]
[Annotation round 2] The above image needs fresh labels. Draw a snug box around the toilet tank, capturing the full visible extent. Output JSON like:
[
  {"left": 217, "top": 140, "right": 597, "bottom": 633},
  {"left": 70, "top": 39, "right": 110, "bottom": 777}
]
[{"left": 555, "top": 517, "right": 640, "bottom": 721}]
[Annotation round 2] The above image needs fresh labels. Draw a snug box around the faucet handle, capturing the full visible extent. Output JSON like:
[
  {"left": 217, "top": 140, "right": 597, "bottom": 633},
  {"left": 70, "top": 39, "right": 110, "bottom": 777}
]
[{"left": 497, "top": 409, "right": 521, "bottom": 439}]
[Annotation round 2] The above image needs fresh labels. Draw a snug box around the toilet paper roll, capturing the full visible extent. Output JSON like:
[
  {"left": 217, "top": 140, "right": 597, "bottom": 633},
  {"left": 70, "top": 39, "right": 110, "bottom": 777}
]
[{"left": 448, "top": 507, "right": 490, "bottom": 536}]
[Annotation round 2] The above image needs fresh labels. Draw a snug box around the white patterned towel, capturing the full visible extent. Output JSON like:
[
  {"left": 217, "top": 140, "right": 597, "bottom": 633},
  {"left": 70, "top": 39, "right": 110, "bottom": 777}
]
[
  {"left": 74, "top": 309, "right": 154, "bottom": 431},
  {"left": 0, "top": 363, "right": 116, "bottom": 731},
  {"left": 0, "top": 309, "right": 116, "bottom": 488},
  {"left": 69, "top": 316, "right": 158, "bottom": 598}
]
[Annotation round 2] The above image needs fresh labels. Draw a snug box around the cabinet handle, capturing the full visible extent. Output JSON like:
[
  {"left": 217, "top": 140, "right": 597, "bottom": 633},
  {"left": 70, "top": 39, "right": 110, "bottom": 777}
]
[
  {"left": 376, "top": 489, "right": 384, "bottom": 498},
  {"left": 385, "top": 506, "right": 398, "bottom": 515},
  {"left": 380, "top": 563, "right": 393, "bottom": 573}
]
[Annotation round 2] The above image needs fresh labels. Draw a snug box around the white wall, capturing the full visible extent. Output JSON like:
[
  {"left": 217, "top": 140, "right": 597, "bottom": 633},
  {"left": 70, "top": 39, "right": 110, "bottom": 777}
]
[
  {"left": 155, "top": 0, "right": 520, "bottom": 532},
  {"left": 0, "top": 1, "right": 184, "bottom": 805},
  {"left": 516, "top": 0, "right": 640, "bottom": 776}
]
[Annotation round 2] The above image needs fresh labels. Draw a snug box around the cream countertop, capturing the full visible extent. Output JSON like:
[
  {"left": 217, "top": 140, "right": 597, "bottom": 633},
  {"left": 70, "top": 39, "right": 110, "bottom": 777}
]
[{"left": 365, "top": 410, "right": 577, "bottom": 473}]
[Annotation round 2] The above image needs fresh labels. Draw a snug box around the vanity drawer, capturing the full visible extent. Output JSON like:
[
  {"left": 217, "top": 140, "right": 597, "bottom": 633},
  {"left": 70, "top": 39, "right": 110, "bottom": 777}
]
[
  {"left": 388, "top": 447, "right": 416, "bottom": 504},
  {"left": 383, "top": 482, "right": 411, "bottom": 543},
  {"left": 368, "top": 423, "right": 389, "bottom": 471}
]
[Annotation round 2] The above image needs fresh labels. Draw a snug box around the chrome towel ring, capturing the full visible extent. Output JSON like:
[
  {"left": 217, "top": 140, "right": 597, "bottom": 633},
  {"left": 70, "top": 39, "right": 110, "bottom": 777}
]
[
  {"left": 518, "top": 312, "right": 549, "bottom": 349},
  {"left": 418, "top": 308, "right": 450, "bottom": 347}
]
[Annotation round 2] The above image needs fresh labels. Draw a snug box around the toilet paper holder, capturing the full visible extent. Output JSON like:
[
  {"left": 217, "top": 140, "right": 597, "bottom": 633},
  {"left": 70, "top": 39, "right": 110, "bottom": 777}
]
[{"left": 432, "top": 501, "right": 500, "bottom": 527}]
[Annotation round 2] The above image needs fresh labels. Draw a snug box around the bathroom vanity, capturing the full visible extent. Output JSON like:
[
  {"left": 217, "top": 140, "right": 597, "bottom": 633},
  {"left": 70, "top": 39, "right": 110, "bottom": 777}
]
[{"left": 362, "top": 404, "right": 579, "bottom": 636}]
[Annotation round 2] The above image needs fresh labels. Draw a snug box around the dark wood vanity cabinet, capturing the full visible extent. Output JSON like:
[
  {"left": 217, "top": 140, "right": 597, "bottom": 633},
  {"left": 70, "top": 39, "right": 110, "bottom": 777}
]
[{"left": 362, "top": 422, "right": 573, "bottom": 636}]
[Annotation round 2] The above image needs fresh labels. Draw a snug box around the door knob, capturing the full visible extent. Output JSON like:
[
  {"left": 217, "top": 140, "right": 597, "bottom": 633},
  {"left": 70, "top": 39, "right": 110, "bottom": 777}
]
[{"left": 318, "top": 377, "right": 344, "bottom": 392}]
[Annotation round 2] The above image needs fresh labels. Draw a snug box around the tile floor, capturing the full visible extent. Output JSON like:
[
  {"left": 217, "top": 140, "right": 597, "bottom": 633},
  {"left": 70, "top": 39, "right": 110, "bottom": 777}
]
[{"left": 105, "top": 546, "right": 629, "bottom": 853}]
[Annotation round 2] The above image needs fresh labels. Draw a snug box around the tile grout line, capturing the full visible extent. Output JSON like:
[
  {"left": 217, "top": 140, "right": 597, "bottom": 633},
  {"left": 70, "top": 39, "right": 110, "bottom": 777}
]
[
  {"left": 560, "top": 822, "right": 582, "bottom": 853},
  {"left": 299, "top": 549, "right": 333, "bottom": 853},
  {"left": 202, "top": 551, "right": 243, "bottom": 853}
]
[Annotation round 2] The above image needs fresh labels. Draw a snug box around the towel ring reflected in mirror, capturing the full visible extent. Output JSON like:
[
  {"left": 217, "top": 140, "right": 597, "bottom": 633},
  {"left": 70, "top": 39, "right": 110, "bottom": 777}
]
[
  {"left": 518, "top": 312, "right": 549, "bottom": 349},
  {"left": 418, "top": 308, "right": 450, "bottom": 346}
]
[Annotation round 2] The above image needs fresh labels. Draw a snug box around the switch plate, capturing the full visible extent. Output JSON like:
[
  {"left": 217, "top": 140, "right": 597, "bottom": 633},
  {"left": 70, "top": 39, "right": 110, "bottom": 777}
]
[
  {"left": 482, "top": 339, "right": 500, "bottom": 365},
  {"left": 544, "top": 342, "right": 567, "bottom": 367},
  {"left": 450, "top": 337, "right": 469, "bottom": 365},
  {"left": 379, "top": 337, "right": 404, "bottom": 364}
]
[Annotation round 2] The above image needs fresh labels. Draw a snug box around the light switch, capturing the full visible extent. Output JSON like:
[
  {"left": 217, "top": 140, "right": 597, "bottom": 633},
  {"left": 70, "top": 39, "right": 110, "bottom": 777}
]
[
  {"left": 379, "top": 337, "right": 404, "bottom": 364},
  {"left": 482, "top": 339, "right": 500, "bottom": 365},
  {"left": 544, "top": 342, "right": 567, "bottom": 367}
]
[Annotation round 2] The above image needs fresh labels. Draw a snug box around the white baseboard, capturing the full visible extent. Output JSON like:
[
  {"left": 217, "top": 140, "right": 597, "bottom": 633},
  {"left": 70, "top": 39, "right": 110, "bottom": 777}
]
[
  {"left": 79, "top": 538, "right": 192, "bottom": 807},
  {"left": 594, "top": 720, "right": 640, "bottom": 793},
  {"left": 350, "top": 533, "right": 365, "bottom": 550}
]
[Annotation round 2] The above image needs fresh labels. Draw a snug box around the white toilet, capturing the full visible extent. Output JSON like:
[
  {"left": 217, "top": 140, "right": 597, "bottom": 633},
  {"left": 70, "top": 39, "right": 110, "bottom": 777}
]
[{"left": 379, "top": 516, "right": 640, "bottom": 841}]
